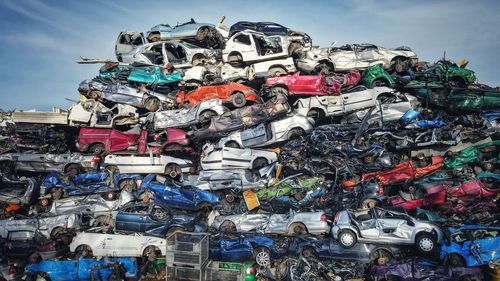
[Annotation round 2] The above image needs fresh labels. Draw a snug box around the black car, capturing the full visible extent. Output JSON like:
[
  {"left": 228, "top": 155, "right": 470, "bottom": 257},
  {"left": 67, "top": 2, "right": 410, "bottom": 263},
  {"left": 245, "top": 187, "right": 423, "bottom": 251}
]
[
  {"left": 114, "top": 203, "right": 204, "bottom": 237},
  {"left": 287, "top": 236, "right": 405, "bottom": 265}
]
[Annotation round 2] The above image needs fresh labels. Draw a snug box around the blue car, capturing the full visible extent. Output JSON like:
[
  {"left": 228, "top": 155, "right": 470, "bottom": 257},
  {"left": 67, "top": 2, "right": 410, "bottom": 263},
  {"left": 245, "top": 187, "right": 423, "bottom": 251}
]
[
  {"left": 137, "top": 174, "right": 219, "bottom": 211},
  {"left": 40, "top": 172, "right": 141, "bottom": 202},
  {"left": 209, "top": 235, "right": 283, "bottom": 266},
  {"left": 25, "top": 256, "right": 138, "bottom": 281},
  {"left": 114, "top": 203, "right": 204, "bottom": 237},
  {"left": 440, "top": 225, "right": 500, "bottom": 267}
]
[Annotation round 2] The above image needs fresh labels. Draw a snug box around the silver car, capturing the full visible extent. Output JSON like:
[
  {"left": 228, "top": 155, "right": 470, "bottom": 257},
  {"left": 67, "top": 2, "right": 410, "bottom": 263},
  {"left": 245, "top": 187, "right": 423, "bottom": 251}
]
[
  {"left": 119, "top": 40, "right": 218, "bottom": 68},
  {"left": 331, "top": 208, "right": 443, "bottom": 254},
  {"left": 187, "top": 168, "right": 273, "bottom": 191},
  {"left": 48, "top": 191, "right": 135, "bottom": 217},
  {"left": 341, "top": 94, "right": 417, "bottom": 124},
  {"left": 78, "top": 79, "right": 175, "bottom": 112},
  {"left": 0, "top": 213, "right": 80, "bottom": 239},
  {"left": 200, "top": 144, "right": 278, "bottom": 171},
  {"left": 296, "top": 43, "right": 417, "bottom": 73},
  {"left": 210, "top": 210, "right": 330, "bottom": 236},
  {"left": 0, "top": 152, "right": 96, "bottom": 176},
  {"left": 217, "top": 113, "right": 314, "bottom": 148},
  {"left": 144, "top": 99, "right": 229, "bottom": 129}
]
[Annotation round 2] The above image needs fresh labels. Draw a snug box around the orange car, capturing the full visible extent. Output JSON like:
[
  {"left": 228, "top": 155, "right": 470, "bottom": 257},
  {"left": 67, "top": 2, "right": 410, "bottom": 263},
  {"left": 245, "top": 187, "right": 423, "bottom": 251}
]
[{"left": 176, "top": 82, "right": 260, "bottom": 108}]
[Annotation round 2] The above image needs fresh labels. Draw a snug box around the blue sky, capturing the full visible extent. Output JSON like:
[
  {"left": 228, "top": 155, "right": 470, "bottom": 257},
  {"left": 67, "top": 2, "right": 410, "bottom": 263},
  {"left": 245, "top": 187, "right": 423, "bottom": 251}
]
[{"left": 0, "top": 0, "right": 499, "bottom": 110}]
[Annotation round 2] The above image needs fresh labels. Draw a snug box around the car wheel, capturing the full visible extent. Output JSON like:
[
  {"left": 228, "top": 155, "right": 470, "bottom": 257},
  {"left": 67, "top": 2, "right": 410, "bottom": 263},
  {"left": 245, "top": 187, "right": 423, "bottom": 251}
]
[
  {"left": 89, "top": 143, "right": 105, "bottom": 155},
  {"left": 287, "top": 128, "right": 304, "bottom": 140},
  {"left": 252, "top": 157, "right": 268, "bottom": 170},
  {"left": 254, "top": 247, "right": 271, "bottom": 267},
  {"left": 268, "top": 67, "right": 286, "bottom": 77},
  {"left": 143, "top": 246, "right": 159, "bottom": 261},
  {"left": 444, "top": 253, "right": 466, "bottom": 267},
  {"left": 224, "top": 141, "right": 240, "bottom": 148},
  {"left": 228, "top": 53, "right": 243, "bottom": 66},
  {"left": 64, "top": 164, "right": 81, "bottom": 176},
  {"left": 230, "top": 92, "right": 246, "bottom": 108},
  {"left": 313, "top": 63, "right": 332, "bottom": 75},
  {"left": 416, "top": 233, "right": 437, "bottom": 253},
  {"left": 119, "top": 179, "right": 136, "bottom": 192},
  {"left": 89, "top": 91, "right": 101, "bottom": 100},
  {"left": 196, "top": 27, "right": 209, "bottom": 41},
  {"left": 106, "top": 165, "right": 120, "bottom": 174},
  {"left": 371, "top": 249, "right": 392, "bottom": 265},
  {"left": 51, "top": 188, "right": 63, "bottom": 201},
  {"left": 306, "top": 109, "right": 324, "bottom": 121},
  {"left": 166, "top": 227, "right": 184, "bottom": 236},
  {"left": 50, "top": 227, "right": 65, "bottom": 238},
  {"left": 198, "top": 110, "right": 216, "bottom": 124},
  {"left": 101, "top": 191, "right": 118, "bottom": 201},
  {"left": 361, "top": 199, "right": 379, "bottom": 209},
  {"left": 144, "top": 97, "right": 160, "bottom": 112},
  {"left": 338, "top": 230, "right": 357, "bottom": 248},
  {"left": 164, "top": 164, "right": 181, "bottom": 178},
  {"left": 148, "top": 34, "right": 161, "bottom": 42},
  {"left": 302, "top": 247, "right": 316, "bottom": 258},
  {"left": 220, "top": 220, "right": 237, "bottom": 233},
  {"left": 0, "top": 161, "right": 15, "bottom": 175},
  {"left": 76, "top": 245, "right": 93, "bottom": 258},
  {"left": 288, "top": 42, "right": 302, "bottom": 56},
  {"left": 373, "top": 78, "right": 388, "bottom": 87},
  {"left": 287, "top": 223, "right": 307, "bottom": 235}
]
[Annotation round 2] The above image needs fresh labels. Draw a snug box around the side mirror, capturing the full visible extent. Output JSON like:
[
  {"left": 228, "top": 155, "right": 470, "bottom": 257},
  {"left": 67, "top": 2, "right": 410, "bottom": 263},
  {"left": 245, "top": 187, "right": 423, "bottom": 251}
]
[{"left": 406, "top": 218, "right": 415, "bottom": 226}]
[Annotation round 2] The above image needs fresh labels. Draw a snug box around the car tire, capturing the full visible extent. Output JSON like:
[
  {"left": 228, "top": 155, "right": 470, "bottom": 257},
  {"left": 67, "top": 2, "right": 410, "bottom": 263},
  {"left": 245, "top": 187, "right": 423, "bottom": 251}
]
[
  {"left": 252, "top": 157, "right": 268, "bottom": 170},
  {"left": 144, "top": 97, "right": 160, "bottom": 112},
  {"left": 76, "top": 245, "right": 93, "bottom": 258},
  {"left": 444, "top": 253, "right": 466, "bottom": 267},
  {"left": 253, "top": 247, "right": 271, "bottom": 267},
  {"left": 64, "top": 164, "right": 81, "bottom": 176},
  {"left": 371, "top": 249, "right": 392, "bottom": 265},
  {"left": 220, "top": 220, "right": 237, "bottom": 233},
  {"left": 361, "top": 198, "right": 379, "bottom": 209},
  {"left": 338, "top": 230, "right": 357, "bottom": 248},
  {"left": 416, "top": 233, "right": 437, "bottom": 253},
  {"left": 28, "top": 252, "right": 41, "bottom": 264},
  {"left": 164, "top": 164, "right": 181, "bottom": 179},
  {"left": 196, "top": 27, "right": 209, "bottom": 41},
  {"left": 268, "top": 67, "right": 287, "bottom": 77},
  {"left": 101, "top": 191, "right": 118, "bottom": 201},
  {"left": 301, "top": 247, "right": 316, "bottom": 258},
  {"left": 143, "top": 246, "right": 159, "bottom": 261},
  {"left": 287, "top": 223, "right": 307, "bottom": 235},
  {"left": 230, "top": 92, "right": 246, "bottom": 108},
  {"left": 287, "top": 128, "right": 304, "bottom": 140},
  {"left": 0, "top": 161, "right": 15, "bottom": 175},
  {"left": 89, "top": 91, "right": 101, "bottom": 100},
  {"left": 89, "top": 143, "right": 105, "bottom": 155},
  {"left": 198, "top": 110, "right": 216, "bottom": 124},
  {"left": 224, "top": 141, "right": 240, "bottom": 148},
  {"left": 119, "top": 179, "right": 136, "bottom": 192}
]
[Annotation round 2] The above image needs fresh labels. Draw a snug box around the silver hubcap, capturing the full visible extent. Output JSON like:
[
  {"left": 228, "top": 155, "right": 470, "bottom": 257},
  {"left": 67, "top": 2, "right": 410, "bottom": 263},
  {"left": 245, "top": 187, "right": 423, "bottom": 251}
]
[
  {"left": 341, "top": 233, "right": 354, "bottom": 246},
  {"left": 419, "top": 238, "right": 434, "bottom": 251},
  {"left": 256, "top": 251, "right": 270, "bottom": 266}
]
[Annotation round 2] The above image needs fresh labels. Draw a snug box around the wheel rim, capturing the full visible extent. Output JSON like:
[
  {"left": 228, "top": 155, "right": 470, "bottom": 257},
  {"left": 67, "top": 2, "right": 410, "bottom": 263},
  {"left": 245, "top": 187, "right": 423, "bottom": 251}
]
[
  {"left": 256, "top": 251, "right": 270, "bottom": 266},
  {"left": 341, "top": 233, "right": 354, "bottom": 246},
  {"left": 419, "top": 237, "right": 434, "bottom": 252},
  {"left": 294, "top": 225, "right": 305, "bottom": 234}
]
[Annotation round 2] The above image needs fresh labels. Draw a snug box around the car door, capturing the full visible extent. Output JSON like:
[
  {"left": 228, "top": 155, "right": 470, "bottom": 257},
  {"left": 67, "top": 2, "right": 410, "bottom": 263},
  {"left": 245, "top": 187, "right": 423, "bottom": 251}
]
[
  {"left": 240, "top": 123, "right": 270, "bottom": 147},
  {"left": 342, "top": 89, "right": 376, "bottom": 114},
  {"left": 321, "top": 96, "right": 343, "bottom": 116},
  {"left": 221, "top": 147, "right": 253, "bottom": 169},
  {"left": 266, "top": 214, "right": 289, "bottom": 234},
  {"left": 355, "top": 210, "right": 380, "bottom": 240},
  {"left": 115, "top": 205, "right": 149, "bottom": 232},
  {"left": 115, "top": 31, "right": 146, "bottom": 61},
  {"left": 376, "top": 213, "right": 412, "bottom": 243},
  {"left": 238, "top": 214, "right": 268, "bottom": 232},
  {"left": 355, "top": 45, "right": 382, "bottom": 69},
  {"left": 330, "top": 47, "right": 357, "bottom": 71},
  {"left": 289, "top": 73, "right": 323, "bottom": 94},
  {"left": 232, "top": 33, "right": 256, "bottom": 61},
  {"left": 109, "top": 129, "right": 138, "bottom": 152}
]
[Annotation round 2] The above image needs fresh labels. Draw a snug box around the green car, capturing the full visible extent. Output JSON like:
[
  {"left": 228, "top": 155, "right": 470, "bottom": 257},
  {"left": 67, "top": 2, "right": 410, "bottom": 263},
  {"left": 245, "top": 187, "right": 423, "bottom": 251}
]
[
  {"left": 444, "top": 141, "right": 499, "bottom": 169},
  {"left": 256, "top": 176, "right": 322, "bottom": 200},
  {"left": 405, "top": 61, "right": 477, "bottom": 90},
  {"left": 360, "top": 64, "right": 396, "bottom": 88},
  {"left": 447, "top": 87, "right": 500, "bottom": 111}
]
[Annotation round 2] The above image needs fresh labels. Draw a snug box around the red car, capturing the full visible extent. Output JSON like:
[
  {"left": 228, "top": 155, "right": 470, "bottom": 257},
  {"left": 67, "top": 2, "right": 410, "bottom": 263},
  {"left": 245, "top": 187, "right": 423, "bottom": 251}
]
[
  {"left": 389, "top": 181, "right": 498, "bottom": 211},
  {"left": 76, "top": 127, "right": 190, "bottom": 155},
  {"left": 361, "top": 156, "right": 444, "bottom": 195},
  {"left": 176, "top": 82, "right": 259, "bottom": 108},
  {"left": 264, "top": 71, "right": 360, "bottom": 96}
]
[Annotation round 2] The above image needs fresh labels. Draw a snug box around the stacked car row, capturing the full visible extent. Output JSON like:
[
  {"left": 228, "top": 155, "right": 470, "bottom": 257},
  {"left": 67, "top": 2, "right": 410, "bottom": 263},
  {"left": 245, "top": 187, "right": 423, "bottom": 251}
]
[{"left": 0, "top": 17, "right": 499, "bottom": 281}]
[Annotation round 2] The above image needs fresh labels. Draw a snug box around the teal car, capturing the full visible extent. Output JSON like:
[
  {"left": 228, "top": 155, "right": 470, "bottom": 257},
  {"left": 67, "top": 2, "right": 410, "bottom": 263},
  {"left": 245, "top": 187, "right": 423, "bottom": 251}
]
[{"left": 405, "top": 61, "right": 477, "bottom": 90}]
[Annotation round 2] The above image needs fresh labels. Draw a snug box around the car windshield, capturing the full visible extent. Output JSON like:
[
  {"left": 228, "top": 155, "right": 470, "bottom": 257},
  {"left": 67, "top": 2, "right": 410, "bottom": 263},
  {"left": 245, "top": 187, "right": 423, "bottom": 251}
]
[{"left": 8, "top": 231, "right": 34, "bottom": 241}]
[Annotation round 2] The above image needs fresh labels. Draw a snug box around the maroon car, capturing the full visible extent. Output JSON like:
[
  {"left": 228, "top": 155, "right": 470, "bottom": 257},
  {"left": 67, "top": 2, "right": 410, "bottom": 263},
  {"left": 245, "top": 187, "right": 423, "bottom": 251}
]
[
  {"left": 76, "top": 127, "right": 190, "bottom": 155},
  {"left": 264, "top": 71, "right": 361, "bottom": 96}
]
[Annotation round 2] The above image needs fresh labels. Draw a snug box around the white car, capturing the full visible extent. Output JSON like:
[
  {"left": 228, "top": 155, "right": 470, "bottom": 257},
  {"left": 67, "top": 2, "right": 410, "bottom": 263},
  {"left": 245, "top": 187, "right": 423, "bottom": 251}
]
[
  {"left": 144, "top": 99, "right": 229, "bottom": 130},
  {"left": 104, "top": 154, "right": 192, "bottom": 178},
  {"left": 221, "top": 57, "right": 297, "bottom": 80},
  {"left": 217, "top": 114, "right": 314, "bottom": 148},
  {"left": 200, "top": 144, "right": 278, "bottom": 171},
  {"left": 296, "top": 44, "right": 418, "bottom": 73},
  {"left": 293, "top": 86, "right": 395, "bottom": 120},
  {"left": 69, "top": 232, "right": 166, "bottom": 258},
  {"left": 48, "top": 191, "right": 135, "bottom": 216},
  {"left": 68, "top": 99, "right": 139, "bottom": 128},
  {"left": 0, "top": 213, "right": 79, "bottom": 239},
  {"left": 223, "top": 31, "right": 292, "bottom": 65},
  {"left": 341, "top": 94, "right": 417, "bottom": 124},
  {"left": 117, "top": 36, "right": 218, "bottom": 68}
]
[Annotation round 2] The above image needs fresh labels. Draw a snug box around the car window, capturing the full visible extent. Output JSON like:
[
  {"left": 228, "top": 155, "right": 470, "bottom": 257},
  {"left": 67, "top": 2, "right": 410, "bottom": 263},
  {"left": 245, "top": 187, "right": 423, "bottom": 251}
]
[
  {"left": 8, "top": 231, "right": 34, "bottom": 241},
  {"left": 234, "top": 34, "right": 251, "bottom": 45},
  {"left": 150, "top": 205, "right": 169, "bottom": 221},
  {"left": 123, "top": 205, "right": 148, "bottom": 213}
]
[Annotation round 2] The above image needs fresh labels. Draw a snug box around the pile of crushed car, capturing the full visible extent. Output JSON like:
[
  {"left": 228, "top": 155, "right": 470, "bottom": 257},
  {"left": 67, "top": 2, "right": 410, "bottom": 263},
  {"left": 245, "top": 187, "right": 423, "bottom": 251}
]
[{"left": 0, "top": 17, "right": 498, "bottom": 281}]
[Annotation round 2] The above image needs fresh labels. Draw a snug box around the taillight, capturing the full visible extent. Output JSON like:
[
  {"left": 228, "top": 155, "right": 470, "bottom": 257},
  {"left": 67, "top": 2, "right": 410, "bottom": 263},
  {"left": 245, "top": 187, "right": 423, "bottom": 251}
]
[
  {"left": 91, "top": 155, "right": 101, "bottom": 163},
  {"left": 334, "top": 212, "right": 340, "bottom": 223},
  {"left": 321, "top": 213, "right": 327, "bottom": 222},
  {"left": 247, "top": 266, "right": 257, "bottom": 275},
  {"left": 8, "top": 264, "right": 17, "bottom": 275}
]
